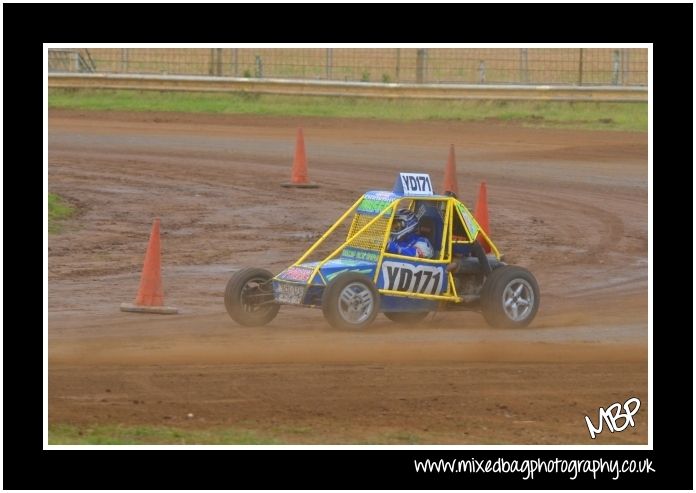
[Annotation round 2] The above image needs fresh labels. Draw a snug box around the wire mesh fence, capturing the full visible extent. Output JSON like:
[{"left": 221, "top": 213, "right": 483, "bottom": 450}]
[{"left": 48, "top": 48, "right": 648, "bottom": 86}]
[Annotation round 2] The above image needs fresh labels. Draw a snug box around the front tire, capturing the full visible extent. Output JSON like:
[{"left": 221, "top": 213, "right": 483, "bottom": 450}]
[
  {"left": 383, "top": 311, "right": 429, "bottom": 325},
  {"left": 480, "top": 265, "right": 539, "bottom": 328},
  {"left": 322, "top": 273, "right": 380, "bottom": 330},
  {"left": 224, "top": 268, "right": 280, "bottom": 326}
]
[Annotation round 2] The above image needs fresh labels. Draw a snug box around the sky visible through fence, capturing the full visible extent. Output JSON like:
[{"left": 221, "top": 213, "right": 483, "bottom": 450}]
[{"left": 48, "top": 48, "right": 647, "bottom": 86}]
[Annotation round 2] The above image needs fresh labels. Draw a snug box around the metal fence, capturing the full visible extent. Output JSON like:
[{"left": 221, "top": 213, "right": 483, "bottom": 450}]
[{"left": 48, "top": 48, "right": 647, "bottom": 87}]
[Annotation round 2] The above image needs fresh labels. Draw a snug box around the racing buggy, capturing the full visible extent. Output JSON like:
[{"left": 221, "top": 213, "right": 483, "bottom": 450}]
[{"left": 225, "top": 173, "right": 539, "bottom": 329}]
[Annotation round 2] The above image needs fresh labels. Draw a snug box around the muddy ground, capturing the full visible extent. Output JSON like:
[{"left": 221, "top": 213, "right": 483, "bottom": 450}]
[{"left": 48, "top": 110, "right": 648, "bottom": 444}]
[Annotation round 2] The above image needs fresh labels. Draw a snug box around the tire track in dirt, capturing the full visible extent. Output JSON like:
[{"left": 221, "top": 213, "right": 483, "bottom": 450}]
[{"left": 496, "top": 188, "right": 626, "bottom": 259}]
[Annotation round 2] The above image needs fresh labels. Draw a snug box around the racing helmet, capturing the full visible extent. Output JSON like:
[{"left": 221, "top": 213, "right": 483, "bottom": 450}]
[{"left": 390, "top": 208, "right": 419, "bottom": 241}]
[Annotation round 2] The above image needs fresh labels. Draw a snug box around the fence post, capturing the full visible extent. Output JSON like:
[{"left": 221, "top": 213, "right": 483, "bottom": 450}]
[
  {"left": 396, "top": 48, "right": 401, "bottom": 81},
  {"left": 208, "top": 48, "right": 222, "bottom": 76},
  {"left": 519, "top": 48, "right": 529, "bottom": 84},
  {"left": 121, "top": 48, "right": 129, "bottom": 73},
  {"left": 416, "top": 49, "right": 427, "bottom": 84},
  {"left": 578, "top": 48, "right": 584, "bottom": 86},
  {"left": 326, "top": 48, "right": 333, "bottom": 80},
  {"left": 612, "top": 49, "right": 620, "bottom": 85},
  {"left": 255, "top": 55, "right": 263, "bottom": 78},
  {"left": 478, "top": 60, "right": 486, "bottom": 83},
  {"left": 621, "top": 48, "right": 629, "bottom": 85},
  {"left": 232, "top": 48, "right": 238, "bottom": 76}
]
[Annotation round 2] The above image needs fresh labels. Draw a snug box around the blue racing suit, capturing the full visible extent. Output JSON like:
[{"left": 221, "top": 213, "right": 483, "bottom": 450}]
[{"left": 387, "top": 233, "right": 434, "bottom": 259}]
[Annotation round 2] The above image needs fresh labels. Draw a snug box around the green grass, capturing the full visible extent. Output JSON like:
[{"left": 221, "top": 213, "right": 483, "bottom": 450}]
[
  {"left": 48, "top": 193, "right": 75, "bottom": 233},
  {"left": 49, "top": 88, "right": 647, "bottom": 132},
  {"left": 49, "top": 423, "right": 437, "bottom": 445},
  {"left": 49, "top": 423, "right": 280, "bottom": 445},
  {"left": 365, "top": 431, "right": 425, "bottom": 444}
]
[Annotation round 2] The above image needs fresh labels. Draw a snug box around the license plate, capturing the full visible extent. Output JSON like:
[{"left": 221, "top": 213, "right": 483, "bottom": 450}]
[{"left": 275, "top": 283, "right": 306, "bottom": 305}]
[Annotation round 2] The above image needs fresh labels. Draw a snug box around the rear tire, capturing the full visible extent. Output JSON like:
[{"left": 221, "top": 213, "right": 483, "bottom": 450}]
[
  {"left": 224, "top": 268, "right": 280, "bottom": 326},
  {"left": 480, "top": 265, "right": 539, "bottom": 328},
  {"left": 322, "top": 273, "right": 380, "bottom": 330},
  {"left": 383, "top": 311, "right": 429, "bottom": 325}
]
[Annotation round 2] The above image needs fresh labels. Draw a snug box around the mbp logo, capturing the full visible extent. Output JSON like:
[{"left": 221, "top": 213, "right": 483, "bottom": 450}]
[
  {"left": 381, "top": 261, "right": 444, "bottom": 295},
  {"left": 584, "top": 397, "right": 641, "bottom": 439}
]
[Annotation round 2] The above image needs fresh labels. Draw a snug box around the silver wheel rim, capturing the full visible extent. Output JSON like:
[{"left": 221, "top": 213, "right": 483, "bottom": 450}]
[
  {"left": 502, "top": 279, "right": 534, "bottom": 322},
  {"left": 337, "top": 282, "right": 374, "bottom": 325}
]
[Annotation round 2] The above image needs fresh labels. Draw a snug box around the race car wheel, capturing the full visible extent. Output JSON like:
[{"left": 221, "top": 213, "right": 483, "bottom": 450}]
[
  {"left": 225, "top": 267, "right": 280, "bottom": 326},
  {"left": 322, "top": 273, "right": 380, "bottom": 330},
  {"left": 480, "top": 265, "right": 539, "bottom": 328},
  {"left": 383, "top": 311, "right": 429, "bottom": 325}
]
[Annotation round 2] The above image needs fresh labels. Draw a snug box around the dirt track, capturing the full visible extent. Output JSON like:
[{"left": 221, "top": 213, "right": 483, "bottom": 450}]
[{"left": 48, "top": 110, "right": 648, "bottom": 444}]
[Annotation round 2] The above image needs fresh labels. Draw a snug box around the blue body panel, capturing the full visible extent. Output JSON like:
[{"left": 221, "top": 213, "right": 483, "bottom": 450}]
[
  {"left": 273, "top": 256, "right": 446, "bottom": 312},
  {"left": 276, "top": 259, "right": 377, "bottom": 287}
]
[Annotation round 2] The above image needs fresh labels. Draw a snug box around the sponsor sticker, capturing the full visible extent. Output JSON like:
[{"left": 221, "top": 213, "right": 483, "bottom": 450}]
[
  {"left": 275, "top": 283, "right": 306, "bottom": 304},
  {"left": 457, "top": 203, "right": 479, "bottom": 239},
  {"left": 341, "top": 248, "right": 380, "bottom": 262},
  {"left": 277, "top": 266, "right": 313, "bottom": 282},
  {"left": 357, "top": 197, "right": 393, "bottom": 215}
]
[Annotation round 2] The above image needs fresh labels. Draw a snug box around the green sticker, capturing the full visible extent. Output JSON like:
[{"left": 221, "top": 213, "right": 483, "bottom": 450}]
[
  {"left": 357, "top": 197, "right": 392, "bottom": 215},
  {"left": 457, "top": 204, "right": 479, "bottom": 239}
]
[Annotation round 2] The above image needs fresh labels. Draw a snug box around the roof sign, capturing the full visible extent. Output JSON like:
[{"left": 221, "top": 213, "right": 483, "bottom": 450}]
[{"left": 393, "top": 173, "right": 434, "bottom": 196}]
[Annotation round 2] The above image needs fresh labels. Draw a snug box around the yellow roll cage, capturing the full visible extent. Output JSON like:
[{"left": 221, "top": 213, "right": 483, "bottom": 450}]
[{"left": 283, "top": 193, "right": 500, "bottom": 303}]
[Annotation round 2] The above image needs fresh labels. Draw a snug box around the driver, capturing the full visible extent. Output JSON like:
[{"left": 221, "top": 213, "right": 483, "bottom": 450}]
[{"left": 386, "top": 208, "right": 434, "bottom": 259}]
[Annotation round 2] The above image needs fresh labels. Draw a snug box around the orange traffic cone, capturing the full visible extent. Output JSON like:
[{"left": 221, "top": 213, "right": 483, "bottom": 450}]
[
  {"left": 281, "top": 128, "right": 318, "bottom": 188},
  {"left": 442, "top": 144, "right": 459, "bottom": 196},
  {"left": 474, "top": 181, "right": 491, "bottom": 253},
  {"left": 120, "top": 218, "right": 178, "bottom": 314}
]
